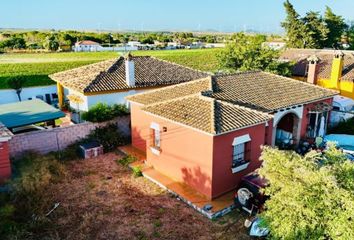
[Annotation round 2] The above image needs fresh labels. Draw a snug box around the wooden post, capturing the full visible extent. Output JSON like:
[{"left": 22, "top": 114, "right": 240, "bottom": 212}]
[{"left": 57, "top": 82, "right": 64, "bottom": 109}]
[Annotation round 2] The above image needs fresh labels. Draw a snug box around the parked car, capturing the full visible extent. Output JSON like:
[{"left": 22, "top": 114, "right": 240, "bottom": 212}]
[
  {"left": 12, "top": 125, "right": 46, "bottom": 134},
  {"left": 329, "top": 95, "right": 354, "bottom": 127},
  {"left": 234, "top": 172, "right": 268, "bottom": 214}
]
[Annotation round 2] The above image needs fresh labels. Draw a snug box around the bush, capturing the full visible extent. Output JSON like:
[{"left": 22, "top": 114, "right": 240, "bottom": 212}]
[
  {"left": 81, "top": 103, "right": 129, "bottom": 123},
  {"left": 131, "top": 166, "right": 143, "bottom": 177},
  {"left": 0, "top": 203, "right": 17, "bottom": 237},
  {"left": 11, "top": 152, "right": 66, "bottom": 201},
  {"left": 328, "top": 117, "right": 354, "bottom": 135},
  {"left": 116, "top": 155, "right": 137, "bottom": 167},
  {"left": 88, "top": 124, "right": 128, "bottom": 152},
  {"left": 0, "top": 152, "right": 67, "bottom": 239},
  {"left": 54, "top": 139, "right": 87, "bottom": 161}
]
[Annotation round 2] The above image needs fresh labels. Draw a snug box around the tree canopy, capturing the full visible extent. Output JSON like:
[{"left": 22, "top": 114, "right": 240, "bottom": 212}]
[
  {"left": 217, "top": 33, "right": 292, "bottom": 76},
  {"left": 258, "top": 144, "right": 354, "bottom": 239},
  {"left": 324, "top": 6, "right": 348, "bottom": 48},
  {"left": 282, "top": 1, "right": 348, "bottom": 49}
]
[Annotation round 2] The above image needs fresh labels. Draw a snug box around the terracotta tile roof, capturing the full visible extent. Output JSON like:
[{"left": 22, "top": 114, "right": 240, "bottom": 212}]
[
  {"left": 49, "top": 56, "right": 209, "bottom": 93},
  {"left": 143, "top": 94, "right": 272, "bottom": 134},
  {"left": 280, "top": 48, "right": 354, "bottom": 81},
  {"left": 126, "top": 77, "right": 213, "bottom": 105},
  {"left": 210, "top": 71, "right": 338, "bottom": 112},
  {"left": 76, "top": 40, "right": 101, "bottom": 45},
  {"left": 128, "top": 71, "right": 336, "bottom": 134}
]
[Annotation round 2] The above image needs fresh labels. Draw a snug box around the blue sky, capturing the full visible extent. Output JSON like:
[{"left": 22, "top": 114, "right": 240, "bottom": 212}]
[{"left": 1, "top": 0, "right": 353, "bottom": 33}]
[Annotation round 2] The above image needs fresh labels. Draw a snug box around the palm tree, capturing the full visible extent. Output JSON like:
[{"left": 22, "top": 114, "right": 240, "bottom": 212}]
[{"left": 7, "top": 76, "right": 26, "bottom": 101}]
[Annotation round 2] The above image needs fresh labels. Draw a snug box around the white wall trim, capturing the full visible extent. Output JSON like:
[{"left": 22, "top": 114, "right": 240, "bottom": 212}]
[
  {"left": 150, "top": 122, "right": 160, "bottom": 130},
  {"left": 231, "top": 162, "right": 250, "bottom": 173},
  {"left": 273, "top": 106, "right": 304, "bottom": 127},
  {"left": 150, "top": 147, "right": 160, "bottom": 155},
  {"left": 232, "top": 134, "right": 251, "bottom": 146}
]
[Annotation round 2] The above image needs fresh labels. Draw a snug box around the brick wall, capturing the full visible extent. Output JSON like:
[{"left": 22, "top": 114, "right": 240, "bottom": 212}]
[
  {"left": 8, "top": 116, "right": 130, "bottom": 158},
  {"left": 0, "top": 142, "right": 11, "bottom": 182}
]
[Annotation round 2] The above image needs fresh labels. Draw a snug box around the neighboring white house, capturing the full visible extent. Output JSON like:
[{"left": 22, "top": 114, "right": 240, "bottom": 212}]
[
  {"left": 127, "top": 41, "right": 141, "bottom": 47},
  {"left": 50, "top": 53, "right": 210, "bottom": 112},
  {"left": 205, "top": 43, "right": 226, "bottom": 48},
  {"left": 262, "top": 41, "right": 286, "bottom": 50},
  {"left": 73, "top": 40, "right": 102, "bottom": 52}
]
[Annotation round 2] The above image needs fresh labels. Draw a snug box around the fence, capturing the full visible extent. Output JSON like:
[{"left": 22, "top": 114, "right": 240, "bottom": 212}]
[{"left": 8, "top": 116, "right": 130, "bottom": 158}]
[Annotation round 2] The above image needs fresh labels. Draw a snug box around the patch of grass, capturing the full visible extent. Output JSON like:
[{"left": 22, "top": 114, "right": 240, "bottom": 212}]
[
  {"left": 134, "top": 48, "right": 221, "bottom": 72},
  {"left": 131, "top": 166, "right": 143, "bottom": 178},
  {"left": 0, "top": 60, "right": 98, "bottom": 89},
  {"left": 55, "top": 118, "right": 63, "bottom": 126},
  {"left": 158, "top": 207, "right": 165, "bottom": 214},
  {"left": 153, "top": 219, "right": 162, "bottom": 228},
  {"left": 82, "top": 169, "right": 97, "bottom": 176},
  {"left": 0, "top": 152, "right": 67, "bottom": 239},
  {"left": 0, "top": 49, "right": 221, "bottom": 89},
  {"left": 116, "top": 155, "right": 137, "bottom": 167},
  {"left": 85, "top": 181, "right": 96, "bottom": 191}
]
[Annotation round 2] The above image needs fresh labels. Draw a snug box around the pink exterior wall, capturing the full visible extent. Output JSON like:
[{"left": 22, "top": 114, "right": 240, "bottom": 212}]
[
  {"left": 130, "top": 98, "right": 334, "bottom": 200},
  {"left": 131, "top": 103, "right": 150, "bottom": 151},
  {"left": 211, "top": 122, "right": 270, "bottom": 198},
  {"left": 0, "top": 142, "right": 11, "bottom": 182},
  {"left": 300, "top": 98, "right": 334, "bottom": 139},
  {"left": 131, "top": 102, "right": 214, "bottom": 198}
]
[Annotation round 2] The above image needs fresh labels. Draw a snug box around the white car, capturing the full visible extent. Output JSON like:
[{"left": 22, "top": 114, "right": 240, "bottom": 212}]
[{"left": 330, "top": 96, "right": 354, "bottom": 127}]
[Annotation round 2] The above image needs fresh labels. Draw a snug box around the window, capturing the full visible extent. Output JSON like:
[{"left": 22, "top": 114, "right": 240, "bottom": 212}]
[
  {"left": 232, "top": 134, "right": 251, "bottom": 170},
  {"left": 151, "top": 128, "right": 160, "bottom": 148},
  {"left": 150, "top": 122, "right": 160, "bottom": 155},
  {"left": 232, "top": 143, "right": 246, "bottom": 167},
  {"left": 332, "top": 106, "right": 340, "bottom": 111}
]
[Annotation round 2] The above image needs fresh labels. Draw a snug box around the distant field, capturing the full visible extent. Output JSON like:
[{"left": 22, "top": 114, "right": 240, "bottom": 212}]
[{"left": 0, "top": 49, "right": 221, "bottom": 89}]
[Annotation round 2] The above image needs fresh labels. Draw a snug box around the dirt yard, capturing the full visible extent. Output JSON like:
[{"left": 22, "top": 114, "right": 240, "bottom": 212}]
[{"left": 40, "top": 152, "right": 251, "bottom": 240}]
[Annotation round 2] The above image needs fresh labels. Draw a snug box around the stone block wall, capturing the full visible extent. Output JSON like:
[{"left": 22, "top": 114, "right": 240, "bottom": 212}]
[{"left": 8, "top": 116, "right": 130, "bottom": 158}]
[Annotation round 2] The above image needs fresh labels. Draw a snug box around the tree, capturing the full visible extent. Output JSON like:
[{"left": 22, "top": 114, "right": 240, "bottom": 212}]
[
  {"left": 282, "top": 2, "right": 347, "bottom": 49},
  {"left": 217, "top": 33, "right": 293, "bottom": 76},
  {"left": 258, "top": 145, "right": 354, "bottom": 239},
  {"left": 324, "top": 6, "right": 347, "bottom": 48},
  {"left": 43, "top": 34, "right": 59, "bottom": 51},
  {"left": 281, "top": 0, "right": 309, "bottom": 48},
  {"left": 346, "top": 22, "right": 354, "bottom": 50},
  {"left": 7, "top": 77, "right": 26, "bottom": 101},
  {"left": 303, "top": 11, "right": 329, "bottom": 48},
  {"left": 0, "top": 37, "right": 26, "bottom": 49}
]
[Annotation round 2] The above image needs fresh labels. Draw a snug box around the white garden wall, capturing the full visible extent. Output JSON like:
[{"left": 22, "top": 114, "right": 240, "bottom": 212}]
[{"left": 0, "top": 85, "right": 58, "bottom": 105}]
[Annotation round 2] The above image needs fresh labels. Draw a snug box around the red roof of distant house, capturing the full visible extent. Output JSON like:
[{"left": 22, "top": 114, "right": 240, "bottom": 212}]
[{"left": 76, "top": 40, "right": 101, "bottom": 46}]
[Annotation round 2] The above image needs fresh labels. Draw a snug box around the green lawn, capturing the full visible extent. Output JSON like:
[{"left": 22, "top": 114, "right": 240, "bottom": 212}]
[{"left": 0, "top": 49, "right": 221, "bottom": 89}]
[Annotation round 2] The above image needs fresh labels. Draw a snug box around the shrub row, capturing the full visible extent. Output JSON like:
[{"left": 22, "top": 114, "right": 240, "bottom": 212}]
[{"left": 81, "top": 103, "right": 129, "bottom": 123}]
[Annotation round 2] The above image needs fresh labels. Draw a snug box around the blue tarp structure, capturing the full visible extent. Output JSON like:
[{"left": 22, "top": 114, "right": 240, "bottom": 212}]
[{"left": 0, "top": 99, "right": 65, "bottom": 128}]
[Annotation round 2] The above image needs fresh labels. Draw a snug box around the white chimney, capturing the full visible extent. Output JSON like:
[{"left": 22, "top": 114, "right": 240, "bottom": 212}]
[{"left": 125, "top": 53, "right": 135, "bottom": 87}]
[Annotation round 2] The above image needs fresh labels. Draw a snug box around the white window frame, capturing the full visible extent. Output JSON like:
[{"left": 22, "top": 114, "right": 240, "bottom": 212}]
[
  {"left": 231, "top": 134, "right": 251, "bottom": 173},
  {"left": 150, "top": 122, "right": 161, "bottom": 155}
]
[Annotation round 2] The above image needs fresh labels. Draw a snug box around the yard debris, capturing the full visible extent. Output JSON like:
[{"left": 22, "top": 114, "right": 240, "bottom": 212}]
[
  {"left": 45, "top": 202, "right": 60, "bottom": 217},
  {"left": 249, "top": 217, "right": 269, "bottom": 237},
  {"left": 203, "top": 204, "right": 213, "bottom": 211},
  {"left": 33, "top": 152, "right": 251, "bottom": 239}
]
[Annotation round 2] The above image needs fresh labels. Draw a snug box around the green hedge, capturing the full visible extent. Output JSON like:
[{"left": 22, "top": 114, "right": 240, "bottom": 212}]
[{"left": 81, "top": 103, "right": 129, "bottom": 123}]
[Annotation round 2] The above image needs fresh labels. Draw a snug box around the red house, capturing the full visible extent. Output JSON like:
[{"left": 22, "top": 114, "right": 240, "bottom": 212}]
[{"left": 127, "top": 71, "right": 337, "bottom": 200}]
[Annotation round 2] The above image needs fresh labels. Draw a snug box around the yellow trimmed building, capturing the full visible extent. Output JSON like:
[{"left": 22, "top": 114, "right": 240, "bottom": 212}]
[
  {"left": 49, "top": 54, "right": 209, "bottom": 111},
  {"left": 281, "top": 48, "right": 354, "bottom": 100}
]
